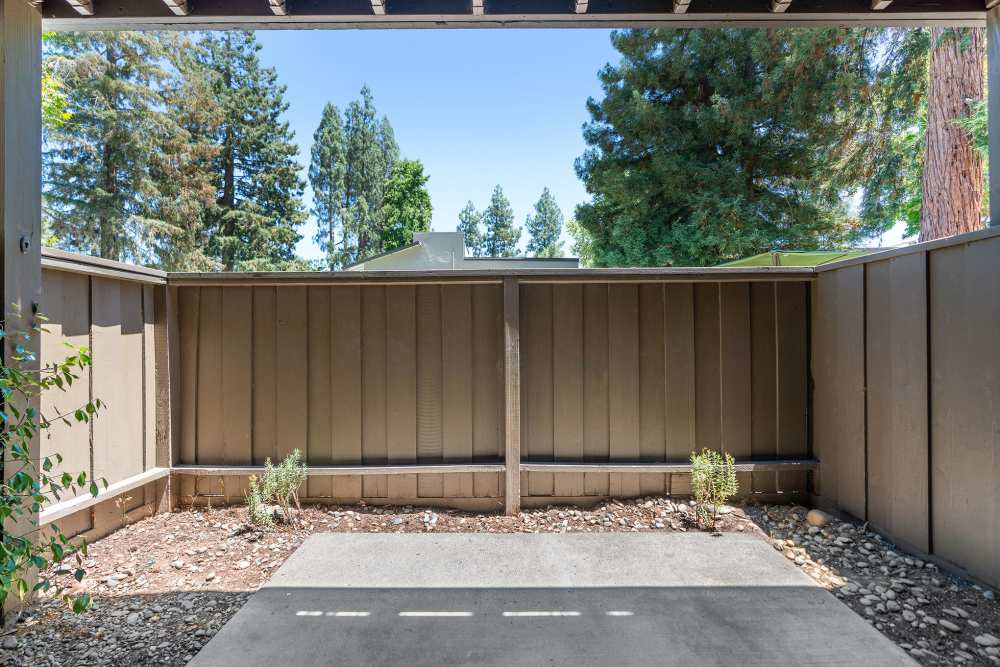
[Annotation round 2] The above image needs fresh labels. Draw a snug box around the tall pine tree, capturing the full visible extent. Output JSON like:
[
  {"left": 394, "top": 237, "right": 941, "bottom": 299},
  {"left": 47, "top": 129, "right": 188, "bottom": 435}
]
[
  {"left": 44, "top": 32, "right": 175, "bottom": 263},
  {"left": 309, "top": 102, "right": 347, "bottom": 269},
  {"left": 198, "top": 31, "right": 305, "bottom": 271},
  {"left": 482, "top": 185, "right": 520, "bottom": 257},
  {"left": 342, "top": 85, "right": 399, "bottom": 263},
  {"left": 525, "top": 188, "right": 564, "bottom": 257},
  {"left": 457, "top": 201, "right": 485, "bottom": 256}
]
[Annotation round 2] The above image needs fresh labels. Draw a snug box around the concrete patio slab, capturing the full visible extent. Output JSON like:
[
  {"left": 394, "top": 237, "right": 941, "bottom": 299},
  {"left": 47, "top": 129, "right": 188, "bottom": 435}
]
[{"left": 191, "top": 533, "right": 914, "bottom": 666}]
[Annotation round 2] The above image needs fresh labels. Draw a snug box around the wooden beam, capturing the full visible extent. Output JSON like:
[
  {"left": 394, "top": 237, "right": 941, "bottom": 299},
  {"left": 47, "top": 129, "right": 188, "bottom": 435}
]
[
  {"left": 503, "top": 277, "right": 521, "bottom": 515},
  {"left": 871, "top": 0, "right": 893, "bottom": 9},
  {"left": 772, "top": 0, "right": 792, "bottom": 12},
  {"left": 64, "top": 0, "right": 94, "bottom": 15},
  {"left": 371, "top": 0, "right": 385, "bottom": 15},
  {"left": 160, "top": 0, "right": 189, "bottom": 15},
  {"left": 990, "top": 0, "right": 1000, "bottom": 10},
  {"left": 173, "top": 463, "right": 506, "bottom": 476},
  {"left": 672, "top": 0, "right": 690, "bottom": 13},
  {"left": 991, "top": 4, "right": 1000, "bottom": 225},
  {"left": 268, "top": 0, "right": 287, "bottom": 15},
  {"left": 40, "top": 467, "right": 170, "bottom": 525},
  {"left": 2, "top": 0, "right": 43, "bottom": 619},
  {"left": 471, "top": 0, "right": 483, "bottom": 16},
  {"left": 519, "top": 458, "right": 820, "bottom": 474},
  {"left": 574, "top": 0, "right": 587, "bottom": 14}
]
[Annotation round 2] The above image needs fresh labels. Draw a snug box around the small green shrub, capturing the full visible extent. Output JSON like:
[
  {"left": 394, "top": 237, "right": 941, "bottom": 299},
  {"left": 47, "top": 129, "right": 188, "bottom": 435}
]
[
  {"left": 690, "top": 448, "right": 738, "bottom": 530},
  {"left": 245, "top": 449, "right": 307, "bottom": 527}
]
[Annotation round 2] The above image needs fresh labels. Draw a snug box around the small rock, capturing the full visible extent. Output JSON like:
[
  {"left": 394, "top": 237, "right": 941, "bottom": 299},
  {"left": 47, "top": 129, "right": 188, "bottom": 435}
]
[
  {"left": 2, "top": 637, "right": 17, "bottom": 650},
  {"left": 976, "top": 635, "right": 1000, "bottom": 648},
  {"left": 806, "top": 509, "right": 831, "bottom": 528},
  {"left": 940, "top": 619, "right": 961, "bottom": 633},
  {"left": 126, "top": 612, "right": 141, "bottom": 625}
]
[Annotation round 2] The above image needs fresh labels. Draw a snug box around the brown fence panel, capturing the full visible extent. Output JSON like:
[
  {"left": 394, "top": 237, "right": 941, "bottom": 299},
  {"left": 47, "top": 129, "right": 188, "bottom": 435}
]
[
  {"left": 813, "top": 228, "right": 1000, "bottom": 588},
  {"left": 519, "top": 280, "right": 811, "bottom": 501}
]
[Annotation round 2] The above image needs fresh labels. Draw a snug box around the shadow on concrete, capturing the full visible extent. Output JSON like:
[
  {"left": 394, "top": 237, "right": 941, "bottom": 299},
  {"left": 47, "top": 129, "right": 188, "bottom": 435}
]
[{"left": 191, "top": 585, "right": 913, "bottom": 666}]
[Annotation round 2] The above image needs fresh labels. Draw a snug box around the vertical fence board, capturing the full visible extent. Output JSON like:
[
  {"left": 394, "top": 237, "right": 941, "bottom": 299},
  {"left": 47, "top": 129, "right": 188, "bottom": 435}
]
[
  {"left": 721, "top": 283, "right": 752, "bottom": 493},
  {"left": 330, "top": 287, "right": 363, "bottom": 498},
  {"left": 472, "top": 284, "right": 501, "bottom": 497},
  {"left": 195, "top": 286, "right": 223, "bottom": 477},
  {"left": 220, "top": 287, "right": 252, "bottom": 501},
  {"left": 40, "top": 271, "right": 91, "bottom": 500},
  {"left": 362, "top": 287, "right": 388, "bottom": 497},
  {"left": 664, "top": 283, "right": 695, "bottom": 495},
  {"left": 275, "top": 287, "right": 308, "bottom": 472},
  {"left": 441, "top": 285, "right": 474, "bottom": 497},
  {"left": 775, "top": 281, "right": 808, "bottom": 494},
  {"left": 694, "top": 283, "right": 722, "bottom": 455},
  {"left": 252, "top": 288, "right": 277, "bottom": 465},
  {"left": 178, "top": 287, "right": 200, "bottom": 499},
  {"left": 582, "top": 284, "right": 610, "bottom": 496},
  {"left": 307, "top": 287, "right": 332, "bottom": 498},
  {"left": 750, "top": 283, "right": 777, "bottom": 494},
  {"left": 143, "top": 285, "right": 156, "bottom": 472},
  {"left": 638, "top": 284, "right": 666, "bottom": 494},
  {"left": 553, "top": 284, "right": 584, "bottom": 497},
  {"left": 387, "top": 286, "right": 418, "bottom": 498},
  {"left": 416, "top": 285, "right": 444, "bottom": 497},
  {"left": 931, "top": 238, "right": 1000, "bottom": 585},
  {"left": 522, "top": 285, "right": 554, "bottom": 496},
  {"left": 608, "top": 284, "right": 640, "bottom": 497}
]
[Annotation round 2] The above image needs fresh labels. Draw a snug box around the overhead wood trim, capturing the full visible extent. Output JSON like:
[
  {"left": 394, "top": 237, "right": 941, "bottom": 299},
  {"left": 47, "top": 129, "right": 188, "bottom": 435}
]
[
  {"left": 42, "top": 247, "right": 167, "bottom": 285},
  {"left": 520, "top": 458, "right": 820, "bottom": 474},
  {"left": 772, "top": 0, "right": 792, "bottom": 12},
  {"left": 40, "top": 467, "right": 170, "bottom": 526},
  {"left": 371, "top": 0, "right": 385, "bottom": 15},
  {"left": 471, "top": 0, "right": 483, "bottom": 16},
  {"left": 173, "top": 463, "right": 506, "bottom": 476},
  {"left": 161, "top": 0, "right": 189, "bottom": 15},
  {"left": 574, "top": 0, "right": 587, "bottom": 14},
  {"left": 872, "top": 0, "right": 893, "bottom": 9},
  {"left": 64, "top": 0, "right": 94, "bottom": 15},
  {"left": 672, "top": 0, "right": 690, "bottom": 13},
  {"left": 269, "top": 0, "right": 287, "bottom": 15}
]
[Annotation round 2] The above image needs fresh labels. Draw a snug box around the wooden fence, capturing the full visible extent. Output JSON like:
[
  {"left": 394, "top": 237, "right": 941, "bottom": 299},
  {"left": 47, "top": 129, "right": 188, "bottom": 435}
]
[
  {"left": 167, "top": 269, "right": 815, "bottom": 512},
  {"left": 812, "top": 227, "right": 1000, "bottom": 589},
  {"left": 38, "top": 249, "right": 169, "bottom": 541}
]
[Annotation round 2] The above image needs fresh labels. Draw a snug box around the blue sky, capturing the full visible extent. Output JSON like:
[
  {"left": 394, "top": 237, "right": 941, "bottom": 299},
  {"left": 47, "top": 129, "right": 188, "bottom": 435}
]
[{"left": 255, "top": 29, "right": 620, "bottom": 260}]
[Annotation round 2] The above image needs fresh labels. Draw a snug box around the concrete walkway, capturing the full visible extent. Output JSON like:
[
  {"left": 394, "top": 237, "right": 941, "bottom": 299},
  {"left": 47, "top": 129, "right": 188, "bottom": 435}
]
[{"left": 192, "top": 533, "right": 914, "bottom": 666}]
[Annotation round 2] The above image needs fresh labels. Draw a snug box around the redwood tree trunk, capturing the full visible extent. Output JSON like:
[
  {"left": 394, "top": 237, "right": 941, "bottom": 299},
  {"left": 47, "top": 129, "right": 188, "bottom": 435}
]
[{"left": 920, "top": 28, "right": 985, "bottom": 242}]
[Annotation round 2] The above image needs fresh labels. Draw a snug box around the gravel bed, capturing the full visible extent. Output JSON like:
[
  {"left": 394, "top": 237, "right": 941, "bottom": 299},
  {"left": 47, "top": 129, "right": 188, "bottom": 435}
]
[{"left": 3, "top": 499, "right": 997, "bottom": 666}]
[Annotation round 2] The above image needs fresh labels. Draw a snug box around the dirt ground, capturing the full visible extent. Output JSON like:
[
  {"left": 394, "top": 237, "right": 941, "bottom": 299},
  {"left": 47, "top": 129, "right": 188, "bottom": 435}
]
[{"left": 4, "top": 498, "right": 998, "bottom": 666}]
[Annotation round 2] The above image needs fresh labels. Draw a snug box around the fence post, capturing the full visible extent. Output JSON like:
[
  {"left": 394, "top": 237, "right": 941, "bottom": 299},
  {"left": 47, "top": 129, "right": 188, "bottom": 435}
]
[
  {"left": 990, "top": 4, "right": 1000, "bottom": 226},
  {"left": 503, "top": 278, "right": 521, "bottom": 515}
]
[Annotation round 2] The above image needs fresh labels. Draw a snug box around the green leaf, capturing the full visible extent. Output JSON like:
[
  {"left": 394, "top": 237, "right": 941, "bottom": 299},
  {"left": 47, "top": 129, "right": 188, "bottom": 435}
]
[{"left": 89, "top": 481, "right": 99, "bottom": 497}]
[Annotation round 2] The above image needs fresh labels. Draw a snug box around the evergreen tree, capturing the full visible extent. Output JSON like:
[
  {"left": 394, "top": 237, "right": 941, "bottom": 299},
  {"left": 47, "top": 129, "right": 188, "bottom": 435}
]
[
  {"left": 342, "top": 86, "right": 399, "bottom": 263},
  {"left": 457, "top": 201, "right": 485, "bottom": 256},
  {"left": 525, "top": 188, "right": 564, "bottom": 257},
  {"left": 575, "top": 28, "right": 928, "bottom": 267},
  {"left": 482, "top": 185, "right": 520, "bottom": 257},
  {"left": 198, "top": 31, "right": 305, "bottom": 271},
  {"left": 382, "top": 159, "right": 432, "bottom": 251},
  {"left": 309, "top": 103, "right": 347, "bottom": 269},
  {"left": 43, "top": 32, "right": 174, "bottom": 263}
]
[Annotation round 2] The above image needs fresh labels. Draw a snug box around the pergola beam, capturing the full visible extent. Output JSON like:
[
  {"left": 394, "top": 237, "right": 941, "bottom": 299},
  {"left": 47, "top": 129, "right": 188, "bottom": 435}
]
[
  {"left": 672, "top": 0, "right": 690, "bottom": 14},
  {"left": 161, "top": 0, "right": 189, "bottom": 15},
  {"left": 574, "top": 0, "right": 587, "bottom": 14},
  {"left": 268, "top": 0, "right": 287, "bottom": 15},
  {"left": 871, "top": 1, "right": 894, "bottom": 9},
  {"left": 371, "top": 0, "right": 385, "bottom": 15},
  {"left": 772, "top": 0, "right": 792, "bottom": 12},
  {"left": 471, "top": 0, "right": 483, "bottom": 16},
  {"left": 64, "top": 0, "right": 94, "bottom": 16}
]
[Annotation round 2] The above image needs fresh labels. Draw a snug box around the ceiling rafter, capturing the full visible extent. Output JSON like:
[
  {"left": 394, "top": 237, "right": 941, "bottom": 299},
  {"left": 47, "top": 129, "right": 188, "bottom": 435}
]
[
  {"left": 771, "top": 0, "right": 792, "bottom": 12},
  {"left": 871, "top": 0, "right": 893, "bottom": 9},
  {"left": 371, "top": 0, "right": 385, "bottom": 14},
  {"left": 161, "top": 0, "right": 189, "bottom": 15},
  {"left": 672, "top": 0, "right": 689, "bottom": 14},
  {"left": 268, "top": 0, "right": 287, "bottom": 15},
  {"left": 574, "top": 0, "right": 587, "bottom": 14},
  {"left": 471, "top": 0, "right": 483, "bottom": 15},
  {"left": 64, "top": 0, "right": 94, "bottom": 15}
]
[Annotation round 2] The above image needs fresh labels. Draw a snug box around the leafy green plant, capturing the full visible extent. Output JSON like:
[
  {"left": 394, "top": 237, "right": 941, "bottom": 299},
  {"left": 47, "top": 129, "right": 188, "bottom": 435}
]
[
  {"left": 245, "top": 450, "right": 307, "bottom": 528},
  {"left": 690, "top": 449, "right": 738, "bottom": 531},
  {"left": 2, "top": 314, "right": 105, "bottom": 614}
]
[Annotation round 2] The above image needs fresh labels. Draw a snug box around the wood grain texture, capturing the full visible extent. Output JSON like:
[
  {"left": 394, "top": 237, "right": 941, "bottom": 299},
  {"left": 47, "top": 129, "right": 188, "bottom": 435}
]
[
  {"left": 664, "top": 284, "right": 695, "bottom": 496},
  {"left": 361, "top": 287, "right": 388, "bottom": 497},
  {"left": 330, "top": 287, "right": 363, "bottom": 497},
  {"left": 307, "top": 287, "right": 332, "bottom": 498},
  {"left": 416, "top": 285, "right": 444, "bottom": 497},
  {"left": 694, "top": 283, "right": 722, "bottom": 453},
  {"left": 638, "top": 283, "right": 666, "bottom": 494},
  {"left": 750, "top": 282, "right": 777, "bottom": 494},
  {"left": 720, "top": 283, "right": 752, "bottom": 493},
  {"left": 608, "top": 284, "right": 640, "bottom": 497},
  {"left": 252, "top": 287, "right": 277, "bottom": 465},
  {"left": 521, "top": 284, "right": 553, "bottom": 496},
  {"left": 503, "top": 278, "right": 521, "bottom": 514},
  {"left": 472, "top": 284, "right": 502, "bottom": 497},
  {"left": 582, "top": 284, "right": 610, "bottom": 496},
  {"left": 275, "top": 287, "right": 308, "bottom": 467},
  {"left": 387, "top": 286, "right": 418, "bottom": 498},
  {"left": 775, "top": 281, "right": 808, "bottom": 494},
  {"left": 553, "top": 284, "right": 584, "bottom": 497}
]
